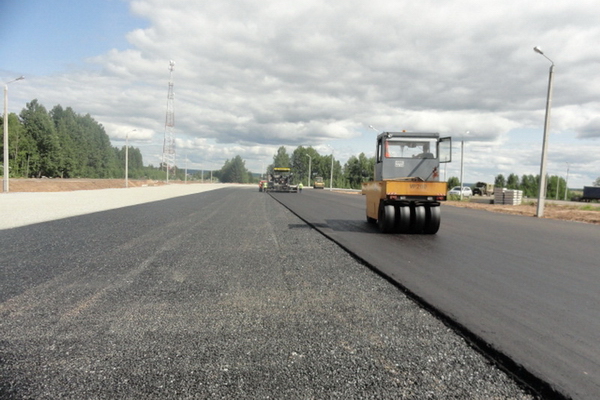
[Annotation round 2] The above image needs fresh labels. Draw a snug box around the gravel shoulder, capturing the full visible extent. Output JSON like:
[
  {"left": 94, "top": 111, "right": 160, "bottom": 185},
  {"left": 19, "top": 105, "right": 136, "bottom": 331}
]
[
  {"left": 0, "top": 183, "right": 228, "bottom": 230},
  {"left": 0, "top": 187, "right": 536, "bottom": 398}
]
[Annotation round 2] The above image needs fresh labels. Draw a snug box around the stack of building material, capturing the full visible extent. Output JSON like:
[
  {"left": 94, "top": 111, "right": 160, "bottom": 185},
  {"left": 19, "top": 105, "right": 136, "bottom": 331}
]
[
  {"left": 503, "top": 190, "right": 523, "bottom": 205},
  {"left": 494, "top": 188, "right": 506, "bottom": 204},
  {"left": 494, "top": 188, "right": 523, "bottom": 205}
]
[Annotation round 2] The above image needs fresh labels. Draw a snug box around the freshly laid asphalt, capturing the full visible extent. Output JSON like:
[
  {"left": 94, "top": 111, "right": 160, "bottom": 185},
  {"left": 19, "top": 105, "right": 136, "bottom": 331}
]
[{"left": 0, "top": 185, "right": 535, "bottom": 398}]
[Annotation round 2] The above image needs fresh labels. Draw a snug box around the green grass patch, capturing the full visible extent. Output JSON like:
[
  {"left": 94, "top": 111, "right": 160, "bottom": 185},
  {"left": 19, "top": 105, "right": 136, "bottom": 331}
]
[
  {"left": 448, "top": 194, "right": 470, "bottom": 201},
  {"left": 579, "top": 204, "right": 600, "bottom": 211}
]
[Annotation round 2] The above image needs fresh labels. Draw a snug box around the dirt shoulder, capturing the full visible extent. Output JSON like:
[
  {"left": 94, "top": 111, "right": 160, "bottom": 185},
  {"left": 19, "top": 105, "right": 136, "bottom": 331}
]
[{"left": 445, "top": 199, "right": 600, "bottom": 225}]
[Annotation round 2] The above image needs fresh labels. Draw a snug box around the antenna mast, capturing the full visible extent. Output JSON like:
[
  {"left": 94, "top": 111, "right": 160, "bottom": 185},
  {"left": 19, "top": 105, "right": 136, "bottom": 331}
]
[{"left": 162, "top": 60, "right": 176, "bottom": 182}]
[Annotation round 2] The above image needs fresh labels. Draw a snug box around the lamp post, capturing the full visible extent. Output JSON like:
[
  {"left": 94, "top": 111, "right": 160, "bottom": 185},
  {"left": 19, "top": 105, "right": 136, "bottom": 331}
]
[
  {"left": 459, "top": 131, "right": 469, "bottom": 200},
  {"left": 564, "top": 162, "right": 570, "bottom": 201},
  {"left": 125, "top": 129, "right": 136, "bottom": 188},
  {"left": 306, "top": 154, "right": 312, "bottom": 187},
  {"left": 459, "top": 140, "right": 465, "bottom": 200},
  {"left": 533, "top": 46, "right": 554, "bottom": 217},
  {"left": 3, "top": 76, "right": 24, "bottom": 193},
  {"left": 329, "top": 148, "right": 334, "bottom": 191},
  {"left": 369, "top": 125, "right": 379, "bottom": 132}
]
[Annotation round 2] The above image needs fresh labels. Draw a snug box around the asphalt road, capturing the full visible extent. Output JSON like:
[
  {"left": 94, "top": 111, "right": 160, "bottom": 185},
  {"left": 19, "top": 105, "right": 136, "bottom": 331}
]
[
  {"left": 271, "top": 188, "right": 600, "bottom": 399},
  {"left": 0, "top": 187, "right": 534, "bottom": 399}
]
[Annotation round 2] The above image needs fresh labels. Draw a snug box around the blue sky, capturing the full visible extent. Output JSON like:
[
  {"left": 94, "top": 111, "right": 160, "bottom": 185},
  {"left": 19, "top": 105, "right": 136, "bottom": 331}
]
[
  {"left": 1, "top": 0, "right": 145, "bottom": 76},
  {"left": 2, "top": 0, "right": 600, "bottom": 188}
]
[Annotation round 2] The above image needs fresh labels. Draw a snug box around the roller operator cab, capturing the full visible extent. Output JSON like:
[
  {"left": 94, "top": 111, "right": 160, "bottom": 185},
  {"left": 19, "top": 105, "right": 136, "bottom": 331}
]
[
  {"left": 313, "top": 176, "right": 325, "bottom": 189},
  {"left": 362, "top": 132, "right": 452, "bottom": 234}
]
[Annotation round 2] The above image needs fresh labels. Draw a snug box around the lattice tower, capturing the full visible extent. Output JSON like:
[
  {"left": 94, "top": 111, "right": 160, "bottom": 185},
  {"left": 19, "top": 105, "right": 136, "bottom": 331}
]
[{"left": 162, "top": 60, "right": 176, "bottom": 181}]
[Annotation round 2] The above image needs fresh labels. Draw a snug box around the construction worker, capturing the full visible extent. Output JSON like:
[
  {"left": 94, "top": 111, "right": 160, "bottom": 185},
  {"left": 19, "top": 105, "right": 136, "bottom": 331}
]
[{"left": 298, "top": 182, "right": 303, "bottom": 192}]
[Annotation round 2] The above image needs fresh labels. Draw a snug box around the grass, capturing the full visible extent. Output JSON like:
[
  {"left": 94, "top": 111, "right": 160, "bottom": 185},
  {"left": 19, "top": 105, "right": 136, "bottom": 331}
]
[{"left": 447, "top": 194, "right": 470, "bottom": 201}]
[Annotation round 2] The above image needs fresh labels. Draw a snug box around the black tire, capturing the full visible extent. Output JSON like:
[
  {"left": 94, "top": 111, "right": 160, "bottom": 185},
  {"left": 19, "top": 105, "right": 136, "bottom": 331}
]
[
  {"left": 423, "top": 205, "right": 441, "bottom": 234},
  {"left": 395, "top": 205, "right": 410, "bottom": 233},
  {"left": 378, "top": 203, "right": 395, "bottom": 233},
  {"left": 410, "top": 205, "right": 426, "bottom": 233}
]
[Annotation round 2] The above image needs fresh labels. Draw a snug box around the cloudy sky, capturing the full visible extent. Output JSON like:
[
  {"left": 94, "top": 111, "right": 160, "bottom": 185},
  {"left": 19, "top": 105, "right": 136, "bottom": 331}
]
[{"left": 2, "top": 0, "right": 600, "bottom": 187}]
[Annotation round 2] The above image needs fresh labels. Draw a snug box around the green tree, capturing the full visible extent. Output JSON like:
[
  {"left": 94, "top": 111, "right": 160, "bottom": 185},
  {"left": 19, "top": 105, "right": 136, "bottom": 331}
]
[
  {"left": 79, "top": 113, "right": 120, "bottom": 178},
  {"left": 447, "top": 176, "right": 460, "bottom": 190},
  {"left": 520, "top": 174, "right": 538, "bottom": 198},
  {"left": 594, "top": 177, "right": 600, "bottom": 186},
  {"left": 506, "top": 173, "right": 519, "bottom": 189},
  {"left": 546, "top": 175, "right": 567, "bottom": 200},
  {"left": 494, "top": 174, "right": 506, "bottom": 188},
  {"left": 271, "top": 146, "right": 290, "bottom": 170},
  {"left": 50, "top": 105, "right": 78, "bottom": 177},
  {"left": 0, "top": 112, "right": 27, "bottom": 177},
  {"left": 344, "top": 153, "right": 375, "bottom": 189},
  {"left": 290, "top": 146, "right": 309, "bottom": 185},
  {"left": 115, "top": 146, "right": 145, "bottom": 179},
  {"left": 20, "top": 99, "right": 61, "bottom": 177},
  {"left": 220, "top": 155, "right": 250, "bottom": 183}
]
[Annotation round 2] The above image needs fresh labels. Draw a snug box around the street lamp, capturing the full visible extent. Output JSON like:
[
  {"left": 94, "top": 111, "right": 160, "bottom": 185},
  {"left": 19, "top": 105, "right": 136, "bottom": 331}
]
[
  {"left": 306, "top": 154, "right": 312, "bottom": 187},
  {"left": 125, "top": 129, "right": 136, "bottom": 188},
  {"left": 329, "top": 148, "right": 334, "bottom": 191},
  {"left": 369, "top": 125, "right": 379, "bottom": 132},
  {"left": 533, "top": 46, "right": 555, "bottom": 217},
  {"left": 459, "top": 131, "right": 468, "bottom": 201},
  {"left": 3, "top": 76, "right": 24, "bottom": 193},
  {"left": 459, "top": 140, "right": 465, "bottom": 200},
  {"left": 564, "top": 162, "right": 570, "bottom": 201}
]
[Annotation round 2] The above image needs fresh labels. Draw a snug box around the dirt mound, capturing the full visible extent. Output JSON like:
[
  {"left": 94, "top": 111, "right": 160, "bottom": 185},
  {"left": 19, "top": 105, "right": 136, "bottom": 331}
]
[{"left": 2, "top": 178, "right": 167, "bottom": 192}]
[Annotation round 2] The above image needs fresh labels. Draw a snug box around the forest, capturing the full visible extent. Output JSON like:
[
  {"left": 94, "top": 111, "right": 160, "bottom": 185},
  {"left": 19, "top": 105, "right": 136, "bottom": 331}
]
[{"left": 1, "top": 99, "right": 159, "bottom": 180}]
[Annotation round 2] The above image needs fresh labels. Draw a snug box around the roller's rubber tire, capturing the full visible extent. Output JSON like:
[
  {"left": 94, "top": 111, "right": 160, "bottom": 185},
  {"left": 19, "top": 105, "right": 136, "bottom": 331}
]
[
  {"left": 423, "top": 205, "right": 441, "bottom": 234},
  {"left": 395, "top": 205, "right": 411, "bottom": 233},
  {"left": 410, "top": 205, "right": 426, "bottom": 233},
  {"left": 378, "top": 204, "right": 396, "bottom": 233}
]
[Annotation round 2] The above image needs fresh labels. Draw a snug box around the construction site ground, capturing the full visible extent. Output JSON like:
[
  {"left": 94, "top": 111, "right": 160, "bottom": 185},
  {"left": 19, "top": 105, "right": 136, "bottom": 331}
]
[
  {"left": 2, "top": 178, "right": 599, "bottom": 225},
  {"left": 446, "top": 198, "right": 600, "bottom": 225}
]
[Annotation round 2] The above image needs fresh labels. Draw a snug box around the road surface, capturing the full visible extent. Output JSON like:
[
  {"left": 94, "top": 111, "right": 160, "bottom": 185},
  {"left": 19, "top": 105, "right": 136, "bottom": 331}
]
[{"left": 271, "top": 188, "right": 600, "bottom": 399}]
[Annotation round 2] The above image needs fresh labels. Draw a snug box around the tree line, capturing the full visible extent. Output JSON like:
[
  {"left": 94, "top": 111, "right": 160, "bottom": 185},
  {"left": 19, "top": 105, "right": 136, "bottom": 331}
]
[
  {"left": 446, "top": 173, "right": 584, "bottom": 199},
  {"left": 192, "top": 146, "right": 375, "bottom": 188},
  {"left": 5, "top": 100, "right": 597, "bottom": 191},
  {"left": 265, "top": 145, "right": 374, "bottom": 189},
  {"left": 0, "top": 99, "right": 198, "bottom": 181},
  {"left": 494, "top": 173, "right": 572, "bottom": 199},
  {"left": 1, "top": 99, "right": 151, "bottom": 179}
]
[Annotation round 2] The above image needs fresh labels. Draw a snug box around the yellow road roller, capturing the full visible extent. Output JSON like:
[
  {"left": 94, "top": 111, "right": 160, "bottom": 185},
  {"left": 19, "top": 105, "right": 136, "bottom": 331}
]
[{"left": 362, "top": 131, "right": 452, "bottom": 234}]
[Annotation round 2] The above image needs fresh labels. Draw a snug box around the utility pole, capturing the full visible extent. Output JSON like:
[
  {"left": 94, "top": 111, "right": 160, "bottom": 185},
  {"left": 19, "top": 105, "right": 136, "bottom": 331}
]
[
  {"left": 459, "top": 141, "right": 465, "bottom": 200},
  {"left": 3, "top": 76, "right": 24, "bottom": 192},
  {"left": 329, "top": 150, "right": 334, "bottom": 191},
  {"left": 306, "top": 154, "right": 312, "bottom": 187},
  {"left": 533, "top": 47, "right": 554, "bottom": 217},
  {"left": 564, "top": 163, "right": 570, "bottom": 201},
  {"left": 162, "top": 60, "right": 176, "bottom": 183}
]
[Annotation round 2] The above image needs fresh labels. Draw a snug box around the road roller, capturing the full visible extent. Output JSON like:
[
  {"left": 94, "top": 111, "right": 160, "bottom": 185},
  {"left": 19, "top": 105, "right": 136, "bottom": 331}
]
[{"left": 362, "top": 131, "right": 452, "bottom": 234}]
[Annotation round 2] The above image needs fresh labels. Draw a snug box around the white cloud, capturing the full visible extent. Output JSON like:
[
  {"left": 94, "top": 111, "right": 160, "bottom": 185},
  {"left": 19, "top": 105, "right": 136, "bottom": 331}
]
[{"left": 5, "top": 0, "right": 600, "bottom": 187}]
